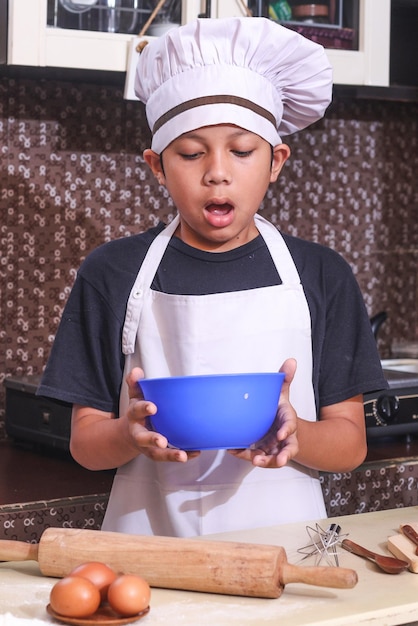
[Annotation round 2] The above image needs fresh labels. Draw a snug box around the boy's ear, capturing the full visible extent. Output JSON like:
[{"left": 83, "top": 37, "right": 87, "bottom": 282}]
[
  {"left": 270, "top": 144, "right": 291, "bottom": 183},
  {"left": 143, "top": 149, "right": 165, "bottom": 185}
]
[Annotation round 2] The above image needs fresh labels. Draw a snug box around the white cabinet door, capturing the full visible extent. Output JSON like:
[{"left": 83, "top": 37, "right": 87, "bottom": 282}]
[
  {"left": 327, "top": 0, "right": 390, "bottom": 86},
  {"left": 7, "top": 0, "right": 390, "bottom": 85},
  {"left": 6, "top": 0, "right": 248, "bottom": 71},
  {"left": 8, "top": 0, "right": 132, "bottom": 71}
]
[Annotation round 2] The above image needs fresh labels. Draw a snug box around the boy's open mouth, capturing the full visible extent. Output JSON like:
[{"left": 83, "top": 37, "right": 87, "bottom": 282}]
[
  {"left": 204, "top": 201, "right": 235, "bottom": 229},
  {"left": 203, "top": 199, "right": 235, "bottom": 228},
  {"left": 206, "top": 202, "right": 233, "bottom": 215}
]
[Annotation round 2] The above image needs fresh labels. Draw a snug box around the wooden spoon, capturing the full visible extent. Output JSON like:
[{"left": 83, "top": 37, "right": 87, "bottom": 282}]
[
  {"left": 341, "top": 539, "right": 409, "bottom": 574},
  {"left": 400, "top": 524, "right": 418, "bottom": 555}
]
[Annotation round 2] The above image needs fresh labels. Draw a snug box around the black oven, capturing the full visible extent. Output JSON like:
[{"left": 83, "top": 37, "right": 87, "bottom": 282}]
[{"left": 365, "top": 368, "right": 418, "bottom": 439}]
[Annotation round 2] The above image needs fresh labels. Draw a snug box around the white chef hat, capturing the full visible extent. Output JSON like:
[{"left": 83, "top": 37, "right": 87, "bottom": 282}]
[{"left": 135, "top": 17, "right": 332, "bottom": 154}]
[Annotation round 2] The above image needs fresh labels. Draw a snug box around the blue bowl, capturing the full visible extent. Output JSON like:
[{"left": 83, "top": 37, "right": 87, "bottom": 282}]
[{"left": 139, "top": 372, "right": 285, "bottom": 451}]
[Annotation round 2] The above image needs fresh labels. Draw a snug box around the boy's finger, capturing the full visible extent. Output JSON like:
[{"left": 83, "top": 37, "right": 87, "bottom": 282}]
[
  {"left": 126, "top": 367, "right": 145, "bottom": 398},
  {"left": 279, "top": 358, "right": 297, "bottom": 382}
]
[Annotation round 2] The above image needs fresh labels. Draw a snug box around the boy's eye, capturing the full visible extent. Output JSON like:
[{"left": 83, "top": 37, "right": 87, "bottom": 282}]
[
  {"left": 233, "top": 150, "right": 253, "bottom": 157},
  {"left": 177, "top": 148, "right": 254, "bottom": 159},
  {"left": 179, "top": 152, "right": 201, "bottom": 160}
]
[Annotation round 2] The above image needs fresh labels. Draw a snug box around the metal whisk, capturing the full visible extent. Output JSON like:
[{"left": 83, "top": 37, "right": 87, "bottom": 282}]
[{"left": 297, "top": 523, "right": 347, "bottom": 566}]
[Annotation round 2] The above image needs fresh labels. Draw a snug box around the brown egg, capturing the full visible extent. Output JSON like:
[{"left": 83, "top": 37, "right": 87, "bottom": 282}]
[
  {"left": 69, "top": 561, "right": 118, "bottom": 602},
  {"left": 107, "top": 574, "right": 151, "bottom": 617},
  {"left": 50, "top": 576, "right": 101, "bottom": 618}
]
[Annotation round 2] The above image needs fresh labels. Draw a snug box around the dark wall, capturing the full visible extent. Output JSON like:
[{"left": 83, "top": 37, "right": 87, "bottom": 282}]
[{"left": 1, "top": 74, "right": 417, "bottom": 434}]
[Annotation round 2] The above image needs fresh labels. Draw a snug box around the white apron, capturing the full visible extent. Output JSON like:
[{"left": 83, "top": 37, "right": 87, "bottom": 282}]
[{"left": 101, "top": 214, "right": 327, "bottom": 537}]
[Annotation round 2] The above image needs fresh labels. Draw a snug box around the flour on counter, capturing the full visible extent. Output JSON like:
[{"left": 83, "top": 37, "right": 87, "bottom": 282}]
[
  {"left": 147, "top": 594, "right": 309, "bottom": 625},
  {"left": 0, "top": 616, "right": 51, "bottom": 625}
]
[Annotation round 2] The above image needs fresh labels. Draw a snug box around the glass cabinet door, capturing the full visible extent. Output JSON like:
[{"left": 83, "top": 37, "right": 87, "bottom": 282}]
[
  {"left": 47, "top": 0, "right": 182, "bottom": 36},
  {"left": 253, "top": 1, "right": 361, "bottom": 52}
]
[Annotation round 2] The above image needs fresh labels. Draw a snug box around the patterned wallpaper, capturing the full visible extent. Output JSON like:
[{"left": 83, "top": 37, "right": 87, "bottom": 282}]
[{"left": 1, "top": 73, "right": 418, "bottom": 436}]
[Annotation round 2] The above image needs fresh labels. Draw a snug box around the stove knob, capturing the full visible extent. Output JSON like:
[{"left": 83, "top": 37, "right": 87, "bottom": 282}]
[{"left": 376, "top": 393, "right": 400, "bottom": 423}]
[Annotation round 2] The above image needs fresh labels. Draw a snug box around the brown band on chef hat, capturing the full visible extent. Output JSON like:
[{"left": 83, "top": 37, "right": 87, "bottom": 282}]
[{"left": 134, "top": 17, "right": 333, "bottom": 154}]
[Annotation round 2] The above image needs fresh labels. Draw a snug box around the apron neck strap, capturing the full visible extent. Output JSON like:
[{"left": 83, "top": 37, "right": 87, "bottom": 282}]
[
  {"left": 254, "top": 214, "right": 301, "bottom": 284},
  {"left": 122, "top": 215, "right": 180, "bottom": 354}
]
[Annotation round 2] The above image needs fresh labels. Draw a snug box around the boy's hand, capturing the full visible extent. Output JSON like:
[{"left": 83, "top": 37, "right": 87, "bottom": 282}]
[
  {"left": 125, "top": 368, "right": 199, "bottom": 463},
  {"left": 228, "top": 359, "right": 299, "bottom": 468}
]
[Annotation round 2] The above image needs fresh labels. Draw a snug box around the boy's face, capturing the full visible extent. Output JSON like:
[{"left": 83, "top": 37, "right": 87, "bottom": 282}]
[{"left": 144, "top": 124, "right": 290, "bottom": 252}]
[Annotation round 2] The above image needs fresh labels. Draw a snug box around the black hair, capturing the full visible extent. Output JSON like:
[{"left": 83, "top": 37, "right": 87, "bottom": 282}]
[{"left": 159, "top": 152, "right": 166, "bottom": 176}]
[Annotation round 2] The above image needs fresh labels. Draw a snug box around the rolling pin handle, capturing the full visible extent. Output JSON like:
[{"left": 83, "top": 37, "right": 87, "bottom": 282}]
[
  {"left": 0, "top": 540, "right": 39, "bottom": 563},
  {"left": 281, "top": 563, "right": 358, "bottom": 589}
]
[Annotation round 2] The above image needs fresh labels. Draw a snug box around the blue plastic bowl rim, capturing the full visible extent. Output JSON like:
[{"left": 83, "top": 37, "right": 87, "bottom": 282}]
[{"left": 141, "top": 372, "right": 284, "bottom": 383}]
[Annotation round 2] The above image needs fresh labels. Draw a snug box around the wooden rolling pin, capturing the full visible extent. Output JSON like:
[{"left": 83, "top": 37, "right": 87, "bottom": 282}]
[{"left": 0, "top": 527, "right": 357, "bottom": 598}]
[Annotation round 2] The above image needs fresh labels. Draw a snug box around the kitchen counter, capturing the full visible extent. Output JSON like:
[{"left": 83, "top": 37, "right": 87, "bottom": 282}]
[
  {"left": 1, "top": 507, "right": 418, "bottom": 625},
  {"left": 366, "top": 435, "right": 418, "bottom": 463}
]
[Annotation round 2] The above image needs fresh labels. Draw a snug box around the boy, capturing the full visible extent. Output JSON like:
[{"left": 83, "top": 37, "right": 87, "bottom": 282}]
[{"left": 38, "top": 17, "right": 387, "bottom": 537}]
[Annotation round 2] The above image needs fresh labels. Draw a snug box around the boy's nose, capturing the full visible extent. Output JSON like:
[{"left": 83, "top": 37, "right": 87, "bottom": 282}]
[{"left": 203, "top": 154, "right": 232, "bottom": 185}]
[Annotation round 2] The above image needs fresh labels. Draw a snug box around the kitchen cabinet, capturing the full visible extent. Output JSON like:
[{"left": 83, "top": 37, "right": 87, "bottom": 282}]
[
  {"left": 6, "top": 0, "right": 248, "bottom": 72},
  {"left": 6, "top": 0, "right": 390, "bottom": 86}
]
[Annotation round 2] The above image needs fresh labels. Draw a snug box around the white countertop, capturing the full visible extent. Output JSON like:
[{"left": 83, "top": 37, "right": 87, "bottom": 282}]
[{"left": 1, "top": 507, "right": 418, "bottom": 625}]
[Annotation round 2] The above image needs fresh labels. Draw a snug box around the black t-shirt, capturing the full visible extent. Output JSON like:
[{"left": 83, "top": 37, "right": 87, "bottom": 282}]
[{"left": 38, "top": 222, "right": 387, "bottom": 415}]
